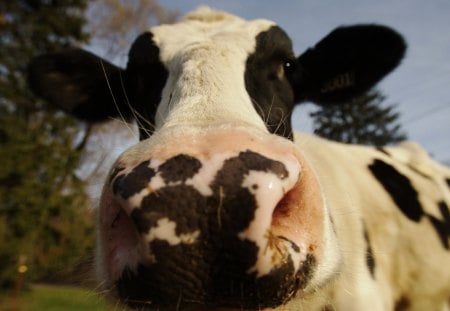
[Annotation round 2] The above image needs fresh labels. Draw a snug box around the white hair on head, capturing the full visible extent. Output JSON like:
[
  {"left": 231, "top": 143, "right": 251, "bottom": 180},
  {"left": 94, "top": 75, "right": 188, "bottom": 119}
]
[{"left": 183, "top": 6, "right": 241, "bottom": 23}]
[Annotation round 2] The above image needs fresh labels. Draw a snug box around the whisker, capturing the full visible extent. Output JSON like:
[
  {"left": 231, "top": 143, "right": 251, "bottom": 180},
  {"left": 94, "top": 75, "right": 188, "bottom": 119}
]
[
  {"left": 134, "top": 112, "right": 157, "bottom": 137},
  {"left": 99, "top": 64, "right": 155, "bottom": 141},
  {"left": 266, "top": 95, "right": 276, "bottom": 125},
  {"left": 251, "top": 96, "right": 282, "bottom": 135},
  {"left": 117, "top": 70, "right": 155, "bottom": 138},
  {"left": 250, "top": 97, "right": 267, "bottom": 124},
  {"left": 273, "top": 107, "right": 288, "bottom": 136},
  {"left": 99, "top": 60, "right": 137, "bottom": 139}
]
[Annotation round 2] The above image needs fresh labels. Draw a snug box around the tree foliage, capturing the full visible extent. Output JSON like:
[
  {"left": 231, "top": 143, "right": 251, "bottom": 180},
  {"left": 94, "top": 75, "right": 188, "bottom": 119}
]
[
  {"left": 76, "top": 0, "right": 179, "bottom": 197},
  {"left": 0, "top": 0, "right": 94, "bottom": 288},
  {"left": 310, "top": 90, "right": 407, "bottom": 146},
  {"left": 86, "top": 0, "right": 178, "bottom": 60}
]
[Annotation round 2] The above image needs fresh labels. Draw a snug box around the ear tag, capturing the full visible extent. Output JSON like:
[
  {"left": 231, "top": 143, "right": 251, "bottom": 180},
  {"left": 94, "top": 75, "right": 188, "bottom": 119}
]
[{"left": 320, "top": 72, "right": 355, "bottom": 93}]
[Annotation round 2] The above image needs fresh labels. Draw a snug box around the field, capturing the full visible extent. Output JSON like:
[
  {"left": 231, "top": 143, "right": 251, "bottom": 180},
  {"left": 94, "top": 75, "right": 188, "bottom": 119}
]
[{"left": 0, "top": 284, "right": 126, "bottom": 311}]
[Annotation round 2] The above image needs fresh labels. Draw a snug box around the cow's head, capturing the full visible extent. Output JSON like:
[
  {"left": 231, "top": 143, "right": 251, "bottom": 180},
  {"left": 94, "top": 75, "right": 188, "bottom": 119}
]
[{"left": 28, "top": 7, "right": 405, "bottom": 310}]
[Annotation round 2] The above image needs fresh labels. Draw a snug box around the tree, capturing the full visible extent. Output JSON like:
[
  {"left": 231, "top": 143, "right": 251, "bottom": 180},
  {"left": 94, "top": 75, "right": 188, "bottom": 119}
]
[
  {"left": 86, "top": 0, "right": 178, "bottom": 60},
  {"left": 0, "top": 1, "right": 94, "bottom": 289},
  {"left": 76, "top": 0, "right": 179, "bottom": 198},
  {"left": 310, "top": 90, "right": 407, "bottom": 146}
]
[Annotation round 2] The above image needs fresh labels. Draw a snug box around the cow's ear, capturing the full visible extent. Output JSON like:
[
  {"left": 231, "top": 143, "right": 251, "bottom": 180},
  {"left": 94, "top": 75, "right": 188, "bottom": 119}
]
[
  {"left": 28, "top": 49, "right": 132, "bottom": 122},
  {"left": 291, "top": 25, "right": 406, "bottom": 104}
]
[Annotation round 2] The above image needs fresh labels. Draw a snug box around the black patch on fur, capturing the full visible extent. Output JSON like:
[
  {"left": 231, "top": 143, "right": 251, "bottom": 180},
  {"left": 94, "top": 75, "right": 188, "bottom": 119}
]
[
  {"left": 368, "top": 159, "right": 424, "bottom": 222},
  {"left": 369, "top": 161, "right": 450, "bottom": 250},
  {"left": 394, "top": 295, "right": 410, "bottom": 311},
  {"left": 126, "top": 32, "right": 168, "bottom": 139},
  {"left": 293, "top": 25, "right": 406, "bottom": 104},
  {"left": 446, "top": 178, "right": 450, "bottom": 188},
  {"left": 112, "top": 161, "right": 155, "bottom": 199},
  {"left": 28, "top": 32, "right": 168, "bottom": 137},
  {"left": 116, "top": 151, "right": 314, "bottom": 309},
  {"left": 245, "top": 26, "right": 296, "bottom": 139},
  {"left": 363, "top": 225, "right": 376, "bottom": 277},
  {"left": 426, "top": 201, "right": 450, "bottom": 250},
  {"left": 28, "top": 49, "right": 133, "bottom": 122},
  {"left": 158, "top": 154, "right": 202, "bottom": 183},
  {"left": 245, "top": 25, "right": 405, "bottom": 138}
]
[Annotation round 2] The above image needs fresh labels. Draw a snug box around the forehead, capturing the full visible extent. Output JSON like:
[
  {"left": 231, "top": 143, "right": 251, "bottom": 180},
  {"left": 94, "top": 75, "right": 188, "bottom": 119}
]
[{"left": 149, "top": 7, "right": 276, "bottom": 62}]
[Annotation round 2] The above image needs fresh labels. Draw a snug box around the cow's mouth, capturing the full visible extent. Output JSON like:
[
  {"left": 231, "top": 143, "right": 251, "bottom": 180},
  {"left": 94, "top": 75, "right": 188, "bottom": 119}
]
[{"left": 98, "top": 150, "right": 319, "bottom": 310}]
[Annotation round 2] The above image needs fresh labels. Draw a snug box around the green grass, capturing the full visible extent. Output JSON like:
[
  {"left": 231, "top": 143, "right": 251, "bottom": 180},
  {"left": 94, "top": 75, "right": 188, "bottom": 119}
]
[{"left": 0, "top": 284, "right": 127, "bottom": 311}]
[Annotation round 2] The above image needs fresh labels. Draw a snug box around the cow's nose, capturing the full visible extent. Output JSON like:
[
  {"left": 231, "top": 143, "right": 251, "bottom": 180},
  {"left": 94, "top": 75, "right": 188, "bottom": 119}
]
[
  {"left": 111, "top": 151, "right": 299, "bottom": 237},
  {"left": 111, "top": 153, "right": 203, "bottom": 211},
  {"left": 109, "top": 150, "right": 303, "bottom": 308}
]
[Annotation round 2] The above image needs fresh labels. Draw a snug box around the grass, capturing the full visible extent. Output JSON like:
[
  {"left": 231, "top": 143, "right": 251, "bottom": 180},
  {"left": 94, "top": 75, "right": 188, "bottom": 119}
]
[{"left": 0, "top": 284, "right": 127, "bottom": 311}]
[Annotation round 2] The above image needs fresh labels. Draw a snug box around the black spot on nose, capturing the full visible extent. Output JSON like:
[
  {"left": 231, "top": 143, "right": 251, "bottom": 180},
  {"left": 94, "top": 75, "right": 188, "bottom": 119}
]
[
  {"left": 212, "top": 150, "right": 289, "bottom": 191},
  {"left": 238, "top": 150, "right": 289, "bottom": 179},
  {"left": 114, "top": 150, "right": 306, "bottom": 310},
  {"left": 131, "top": 184, "right": 206, "bottom": 234},
  {"left": 158, "top": 154, "right": 202, "bottom": 183},
  {"left": 112, "top": 160, "right": 156, "bottom": 199}
]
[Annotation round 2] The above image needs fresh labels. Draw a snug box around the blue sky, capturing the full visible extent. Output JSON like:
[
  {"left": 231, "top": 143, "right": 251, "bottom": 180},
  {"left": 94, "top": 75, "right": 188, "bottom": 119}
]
[{"left": 157, "top": 0, "right": 450, "bottom": 163}]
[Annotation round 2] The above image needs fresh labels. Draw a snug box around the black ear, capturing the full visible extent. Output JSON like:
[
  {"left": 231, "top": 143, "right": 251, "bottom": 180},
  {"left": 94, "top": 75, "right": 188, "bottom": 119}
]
[
  {"left": 28, "top": 49, "right": 132, "bottom": 122},
  {"left": 292, "top": 24, "right": 406, "bottom": 104}
]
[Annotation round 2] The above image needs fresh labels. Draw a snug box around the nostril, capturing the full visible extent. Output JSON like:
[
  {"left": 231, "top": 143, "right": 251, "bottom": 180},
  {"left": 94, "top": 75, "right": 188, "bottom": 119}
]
[
  {"left": 273, "top": 182, "right": 299, "bottom": 219},
  {"left": 238, "top": 166, "right": 301, "bottom": 274},
  {"left": 270, "top": 182, "right": 304, "bottom": 253},
  {"left": 99, "top": 196, "right": 148, "bottom": 282}
]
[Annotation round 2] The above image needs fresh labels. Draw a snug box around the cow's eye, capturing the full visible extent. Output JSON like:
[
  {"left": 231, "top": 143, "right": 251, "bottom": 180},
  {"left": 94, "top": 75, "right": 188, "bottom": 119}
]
[{"left": 284, "top": 59, "right": 296, "bottom": 74}]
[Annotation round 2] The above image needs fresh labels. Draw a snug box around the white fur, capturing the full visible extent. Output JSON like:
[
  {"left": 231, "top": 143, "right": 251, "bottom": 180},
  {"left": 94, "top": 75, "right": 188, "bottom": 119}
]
[
  {"left": 286, "top": 132, "right": 450, "bottom": 310},
  {"left": 150, "top": 7, "right": 274, "bottom": 131},
  {"left": 146, "top": 218, "right": 200, "bottom": 246}
]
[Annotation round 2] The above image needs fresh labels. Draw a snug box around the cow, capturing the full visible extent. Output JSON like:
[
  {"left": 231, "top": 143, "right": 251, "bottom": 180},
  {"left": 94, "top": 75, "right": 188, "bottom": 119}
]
[{"left": 28, "top": 7, "right": 450, "bottom": 311}]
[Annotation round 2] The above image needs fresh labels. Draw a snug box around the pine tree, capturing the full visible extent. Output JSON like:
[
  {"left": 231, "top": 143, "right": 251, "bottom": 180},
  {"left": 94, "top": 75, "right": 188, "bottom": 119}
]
[
  {"left": 310, "top": 90, "right": 407, "bottom": 146},
  {"left": 0, "top": 1, "right": 94, "bottom": 288}
]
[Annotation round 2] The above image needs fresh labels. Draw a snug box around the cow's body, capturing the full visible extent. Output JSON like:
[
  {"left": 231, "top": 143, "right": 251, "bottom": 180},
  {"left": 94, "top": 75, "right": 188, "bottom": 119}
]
[
  {"left": 290, "top": 133, "right": 450, "bottom": 311},
  {"left": 28, "top": 7, "right": 450, "bottom": 311}
]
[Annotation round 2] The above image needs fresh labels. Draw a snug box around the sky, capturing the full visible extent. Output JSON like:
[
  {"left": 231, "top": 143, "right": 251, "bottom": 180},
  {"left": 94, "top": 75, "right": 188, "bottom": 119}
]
[{"left": 155, "top": 0, "right": 450, "bottom": 164}]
